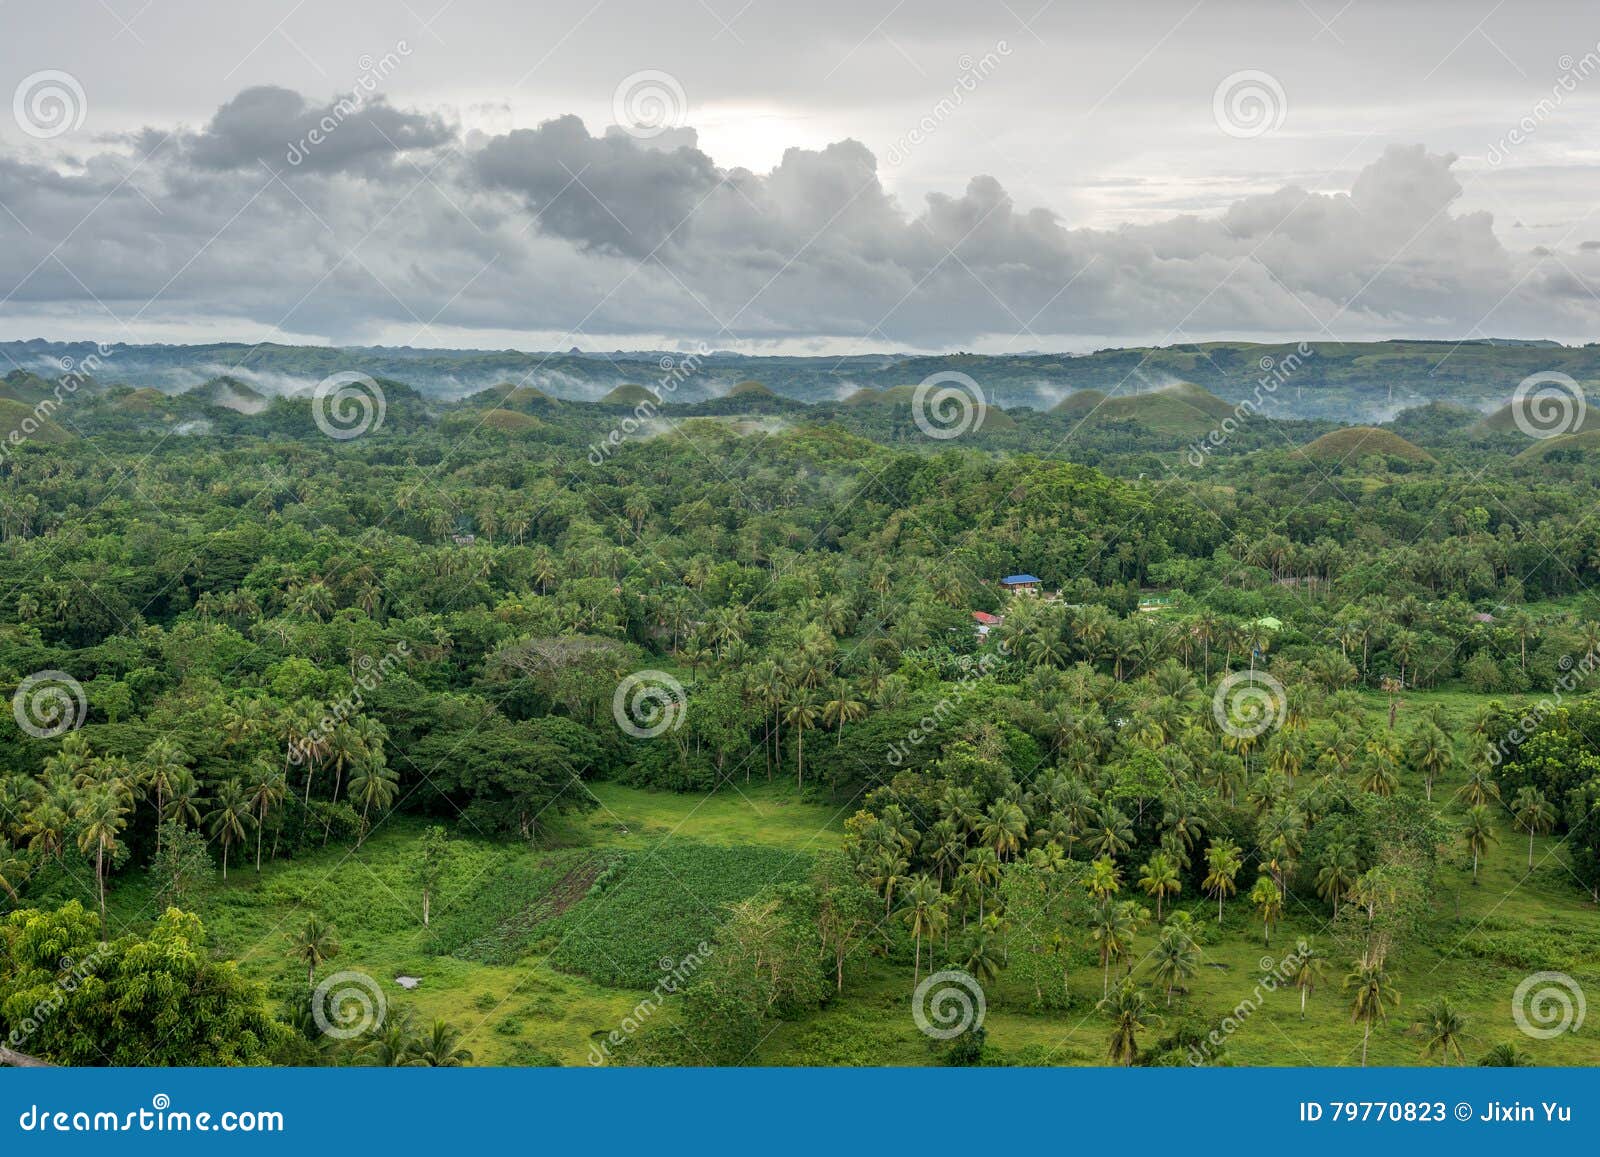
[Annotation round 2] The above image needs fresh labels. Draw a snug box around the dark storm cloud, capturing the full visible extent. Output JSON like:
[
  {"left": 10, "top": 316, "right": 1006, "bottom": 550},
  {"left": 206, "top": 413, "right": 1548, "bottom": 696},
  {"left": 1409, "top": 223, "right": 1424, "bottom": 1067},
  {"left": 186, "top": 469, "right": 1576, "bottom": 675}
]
[{"left": 0, "top": 90, "right": 1594, "bottom": 348}]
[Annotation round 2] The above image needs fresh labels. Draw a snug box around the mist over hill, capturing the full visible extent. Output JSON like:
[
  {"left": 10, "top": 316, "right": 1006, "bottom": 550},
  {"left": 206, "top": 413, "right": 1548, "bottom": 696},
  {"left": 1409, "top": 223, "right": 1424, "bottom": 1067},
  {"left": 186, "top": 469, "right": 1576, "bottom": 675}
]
[{"left": 2, "top": 337, "right": 1591, "bottom": 424}]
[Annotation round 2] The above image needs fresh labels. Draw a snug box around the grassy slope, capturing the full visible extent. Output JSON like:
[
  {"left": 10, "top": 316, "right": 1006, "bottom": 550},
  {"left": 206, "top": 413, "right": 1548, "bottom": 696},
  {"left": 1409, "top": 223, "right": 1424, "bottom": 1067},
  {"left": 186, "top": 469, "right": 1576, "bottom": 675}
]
[{"left": 104, "top": 698, "right": 1597, "bottom": 1067}]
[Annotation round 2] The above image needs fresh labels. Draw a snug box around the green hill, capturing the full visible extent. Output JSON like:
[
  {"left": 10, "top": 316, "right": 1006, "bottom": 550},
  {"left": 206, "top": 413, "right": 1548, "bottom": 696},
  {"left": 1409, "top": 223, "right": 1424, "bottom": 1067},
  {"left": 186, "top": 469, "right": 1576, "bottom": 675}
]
[
  {"left": 1512, "top": 429, "right": 1600, "bottom": 463},
  {"left": 467, "top": 381, "right": 559, "bottom": 411},
  {"left": 477, "top": 408, "right": 546, "bottom": 434},
  {"left": 726, "top": 380, "right": 775, "bottom": 399},
  {"left": 1049, "top": 381, "right": 1235, "bottom": 437},
  {"left": 185, "top": 376, "right": 267, "bottom": 414},
  {"left": 1301, "top": 426, "right": 1434, "bottom": 464},
  {"left": 1471, "top": 393, "right": 1600, "bottom": 437},
  {"left": 0, "top": 397, "right": 74, "bottom": 442},
  {"left": 598, "top": 383, "right": 660, "bottom": 406}
]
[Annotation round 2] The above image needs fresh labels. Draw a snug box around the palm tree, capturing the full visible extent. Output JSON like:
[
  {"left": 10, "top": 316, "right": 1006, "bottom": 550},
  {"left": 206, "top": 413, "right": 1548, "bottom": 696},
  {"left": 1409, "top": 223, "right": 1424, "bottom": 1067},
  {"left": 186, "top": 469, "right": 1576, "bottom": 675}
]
[
  {"left": 0, "top": 837, "right": 28, "bottom": 902},
  {"left": 1418, "top": 996, "right": 1469, "bottom": 1064},
  {"left": 1150, "top": 925, "right": 1198, "bottom": 1005},
  {"left": 1138, "top": 852, "right": 1181, "bottom": 921},
  {"left": 1087, "top": 806, "right": 1134, "bottom": 860},
  {"left": 1090, "top": 897, "right": 1137, "bottom": 996},
  {"left": 1405, "top": 725, "right": 1453, "bottom": 802},
  {"left": 140, "top": 737, "right": 189, "bottom": 852},
  {"left": 1098, "top": 980, "right": 1157, "bottom": 1066},
  {"left": 978, "top": 801, "right": 1028, "bottom": 861},
  {"left": 75, "top": 786, "right": 128, "bottom": 936},
  {"left": 899, "top": 875, "right": 943, "bottom": 983},
  {"left": 246, "top": 760, "right": 288, "bottom": 871},
  {"left": 1086, "top": 856, "right": 1123, "bottom": 901},
  {"left": 1463, "top": 805, "right": 1497, "bottom": 884},
  {"left": 349, "top": 761, "right": 400, "bottom": 846},
  {"left": 782, "top": 687, "right": 820, "bottom": 788},
  {"left": 1345, "top": 956, "right": 1400, "bottom": 1066},
  {"left": 1291, "top": 943, "right": 1328, "bottom": 1019},
  {"left": 1511, "top": 786, "right": 1556, "bottom": 870},
  {"left": 1476, "top": 1041, "right": 1534, "bottom": 1067},
  {"left": 287, "top": 916, "right": 340, "bottom": 987},
  {"left": 207, "top": 779, "right": 254, "bottom": 881},
  {"left": 1250, "top": 875, "right": 1284, "bottom": 946},
  {"left": 1203, "top": 839, "right": 1243, "bottom": 923},
  {"left": 821, "top": 680, "right": 867, "bottom": 745},
  {"left": 1314, "top": 842, "right": 1358, "bottom": 918},
  {"left": 412, "top": 1018, "right": 474, "bottom": 1066}
]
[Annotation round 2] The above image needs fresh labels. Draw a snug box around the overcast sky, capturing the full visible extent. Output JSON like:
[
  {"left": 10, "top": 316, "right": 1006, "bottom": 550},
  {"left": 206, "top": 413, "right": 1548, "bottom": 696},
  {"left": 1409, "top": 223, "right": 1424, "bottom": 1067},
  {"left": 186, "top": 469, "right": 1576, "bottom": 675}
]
[{"left": 1, "top": 0, "right": 1598, "bottom": 352}]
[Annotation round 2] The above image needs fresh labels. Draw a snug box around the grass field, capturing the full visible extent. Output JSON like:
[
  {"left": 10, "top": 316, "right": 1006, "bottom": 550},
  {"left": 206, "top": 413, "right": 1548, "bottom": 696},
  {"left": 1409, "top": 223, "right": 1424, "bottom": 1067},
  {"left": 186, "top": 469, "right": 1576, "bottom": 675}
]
[{"left": 101, "top": 696, "right": 1599, "bottom": 1067}]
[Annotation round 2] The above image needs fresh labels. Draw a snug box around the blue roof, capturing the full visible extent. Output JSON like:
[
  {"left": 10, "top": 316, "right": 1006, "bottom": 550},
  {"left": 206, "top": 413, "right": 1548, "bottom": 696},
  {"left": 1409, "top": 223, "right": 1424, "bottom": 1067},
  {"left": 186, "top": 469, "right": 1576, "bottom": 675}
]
[{"left": 1002, "top": 574, "right": 1041, "bottom": 584}]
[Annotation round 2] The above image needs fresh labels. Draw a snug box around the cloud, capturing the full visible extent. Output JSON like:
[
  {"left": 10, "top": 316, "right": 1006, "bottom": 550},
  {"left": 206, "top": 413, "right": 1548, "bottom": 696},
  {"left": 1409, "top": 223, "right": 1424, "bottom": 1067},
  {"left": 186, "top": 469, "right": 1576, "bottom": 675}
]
[{"left": 0, "top": 89, "right": 1593, "bottom": 349}]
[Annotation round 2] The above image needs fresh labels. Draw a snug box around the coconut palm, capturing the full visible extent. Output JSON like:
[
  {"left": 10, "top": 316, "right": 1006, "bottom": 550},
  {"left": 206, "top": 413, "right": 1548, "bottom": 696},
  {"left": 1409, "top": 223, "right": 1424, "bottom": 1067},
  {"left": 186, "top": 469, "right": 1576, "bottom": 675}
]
[
  {"left": 1511, "top": 786, "right": 1556, "bottom": 870},
  {"left": 1085, "top": 855, "right": 1122, "bottom": 900},
  {"left": 1291, "top": 942, "right": 1328, "bottom": 1019},
  {"left": 246, "top": 759, "right": 288, "bottom": 871},
  {"left": 412, "top": 1018, "right": 474, "bottom": 1066},
  {"left": 1250, "top": 875, "right": 1284, "bottom": 946},
  {"left": 1476, "top": 1041, "right": 1534, "bottom": 1067},
  {"left": 75, "top": 786, "right": 128, "bottom": 935},
  {"left": 1150, "top": 924, "right": 1198, "bottom": 1005},
  {"left": 1098, "top": 980, "right": 1157, "bottom": 1066},
  {"left": 899, "top": 875, "right": 943, "bottom": 983},
  {"left": 978, "top": 800, "right": 1028, "bottom": 861},
  {"left": 1345, "top": 956, "right": 1400, "bottom": 1066},
  {"left": 1137, "top": 851, "right": 1181, "bottom": 921},
  {"left": 1314, "top": 842, "right": 1358, "bottom": 917},
  {"left": 1463, "top": 805, "right": 1498, "bottom": 884},
  {"left": 1418, "top": 996, "right": 1469, "bottom": 1064},
  {"left": 349, "top": 761, "right": 400, "bottom": 845},
  {"left": 206, "top": 779, "right": 254, "bottom": 880},
  {"left": 1203, "top": 839, "right": 1243, "bottom": 923},
  {"left": 287, "top": 916, "right": 340, "bottom": 987}
]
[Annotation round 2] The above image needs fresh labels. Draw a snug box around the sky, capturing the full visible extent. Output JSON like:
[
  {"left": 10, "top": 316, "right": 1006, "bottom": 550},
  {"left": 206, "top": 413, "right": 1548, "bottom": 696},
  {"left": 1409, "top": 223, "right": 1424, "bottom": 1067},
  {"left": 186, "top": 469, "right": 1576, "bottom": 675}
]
[{"left": 1, "top": 0, "right": 1599, "bottom": 353}]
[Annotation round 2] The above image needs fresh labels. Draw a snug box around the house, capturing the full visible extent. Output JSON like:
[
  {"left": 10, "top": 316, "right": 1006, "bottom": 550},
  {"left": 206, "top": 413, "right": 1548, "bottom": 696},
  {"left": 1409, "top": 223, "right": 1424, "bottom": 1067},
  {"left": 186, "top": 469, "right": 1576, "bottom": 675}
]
[
  {"left": 1472, "top": 612, "right": 1495, "bottom": 624},
  {"left": 450, "top": 533, "right": 477, "bottom": 546},
  {"left": 972, "top": 610, "right": 1001, "bottom": 638},
  {"left": 1000, "top": 574, "right": 1042, "bottom": 595}
]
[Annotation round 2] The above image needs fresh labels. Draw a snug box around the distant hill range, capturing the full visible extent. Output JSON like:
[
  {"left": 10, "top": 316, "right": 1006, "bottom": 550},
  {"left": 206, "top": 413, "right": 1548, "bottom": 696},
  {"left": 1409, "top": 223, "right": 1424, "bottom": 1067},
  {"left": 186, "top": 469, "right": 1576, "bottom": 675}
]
[{"left": 0, "top": 337, "right": 1593, "bottom": 424}]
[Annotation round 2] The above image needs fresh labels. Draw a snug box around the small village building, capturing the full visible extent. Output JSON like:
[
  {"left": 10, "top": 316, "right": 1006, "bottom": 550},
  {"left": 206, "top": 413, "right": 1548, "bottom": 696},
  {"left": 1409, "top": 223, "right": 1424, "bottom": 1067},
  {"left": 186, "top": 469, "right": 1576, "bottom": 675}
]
[{"left": 1000, "top": 574, "right": 1042, "bottom": 595}]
